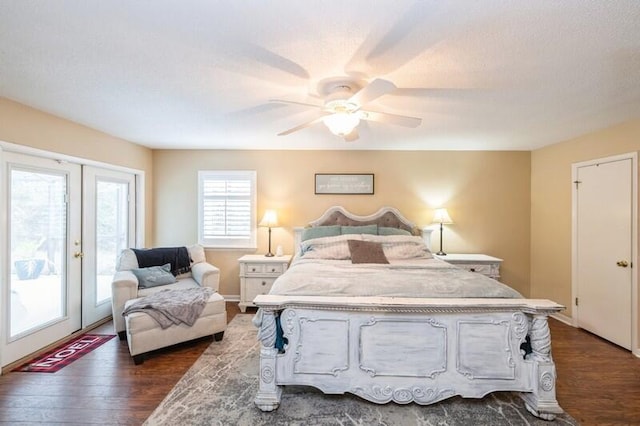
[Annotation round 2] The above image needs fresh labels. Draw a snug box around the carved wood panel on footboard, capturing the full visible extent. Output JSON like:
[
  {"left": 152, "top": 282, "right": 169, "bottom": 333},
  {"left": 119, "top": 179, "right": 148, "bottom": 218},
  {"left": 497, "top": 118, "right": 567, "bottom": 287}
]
[{"left": 254, "top": 296, "right": 565, "bottom": 420}]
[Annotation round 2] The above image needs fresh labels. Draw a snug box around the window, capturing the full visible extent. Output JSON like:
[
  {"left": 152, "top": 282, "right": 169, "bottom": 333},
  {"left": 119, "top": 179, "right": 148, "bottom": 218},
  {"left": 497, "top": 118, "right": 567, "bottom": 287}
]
[{"left": 198, "top": 170, "right": 257, "bottom": 249}]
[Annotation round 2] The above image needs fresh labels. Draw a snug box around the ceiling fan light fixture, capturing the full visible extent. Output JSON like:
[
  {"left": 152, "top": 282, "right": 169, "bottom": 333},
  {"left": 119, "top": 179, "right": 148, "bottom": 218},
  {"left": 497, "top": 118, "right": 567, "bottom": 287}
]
[
  {"left": 273, "top": 77, "right": 417, "bottom": 140},
  {"left": 323, "top": 112, "right": 360, "bottom": 136}
]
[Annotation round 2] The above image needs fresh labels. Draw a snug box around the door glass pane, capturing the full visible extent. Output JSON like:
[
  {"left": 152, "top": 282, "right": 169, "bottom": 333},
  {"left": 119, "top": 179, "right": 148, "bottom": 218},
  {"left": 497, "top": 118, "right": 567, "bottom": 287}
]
[
  {"left": 10, "top": 169, "right": 67, "bottom": 338},
  {"left": 95, "top": 179, "right": 129, "bottom": 305}
]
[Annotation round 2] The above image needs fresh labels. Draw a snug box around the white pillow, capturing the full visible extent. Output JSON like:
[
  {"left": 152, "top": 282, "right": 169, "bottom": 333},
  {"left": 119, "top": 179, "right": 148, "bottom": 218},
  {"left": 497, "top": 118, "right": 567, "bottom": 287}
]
[
  {"left": 188, "top": 244, "right": 206, "bottom": 265},
  {"left": 116, "top": 249, "right": 138, "bottom": 271},
  {"left": 362, "top": 235, "right": 432, "bottom": 259}
]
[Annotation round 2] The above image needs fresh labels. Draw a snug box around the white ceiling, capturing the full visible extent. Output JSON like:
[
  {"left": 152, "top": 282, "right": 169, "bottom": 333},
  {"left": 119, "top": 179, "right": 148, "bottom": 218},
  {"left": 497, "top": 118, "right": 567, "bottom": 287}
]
[{"left": 1, "top": 1, "right": 640, "bottom": 151}]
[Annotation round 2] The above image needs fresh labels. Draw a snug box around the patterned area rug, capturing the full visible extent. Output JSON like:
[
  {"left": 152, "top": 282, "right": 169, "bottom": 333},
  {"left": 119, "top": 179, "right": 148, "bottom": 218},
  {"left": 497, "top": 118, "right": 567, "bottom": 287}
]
[{"left": 145, "top": 315, "right": 577, "bottom": 426}]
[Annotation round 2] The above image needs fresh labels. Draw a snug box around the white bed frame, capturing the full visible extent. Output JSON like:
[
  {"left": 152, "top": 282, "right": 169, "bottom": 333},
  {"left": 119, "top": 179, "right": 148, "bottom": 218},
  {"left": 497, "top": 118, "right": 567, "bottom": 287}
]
[{"left": 253, "top": 206, "right": 564, "bottom": 420}]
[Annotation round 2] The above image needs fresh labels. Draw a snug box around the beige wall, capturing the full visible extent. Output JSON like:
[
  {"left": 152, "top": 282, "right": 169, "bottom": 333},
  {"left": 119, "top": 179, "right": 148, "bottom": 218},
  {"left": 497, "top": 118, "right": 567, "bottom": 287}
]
[
  {"left": 5, "top": 95, "right": 640, "bottom": 348},
  {"left": 153, "top": 150, "right": 532, "bottom": 297},
  {"left": 531, "top": 119, "right": 640, "bottom": 323},
  {"left": 7, "top": 93, "right": 637, "bottom": 313},
  {"left": 0, "top": 98, "right": 155, "bottom": 244}
]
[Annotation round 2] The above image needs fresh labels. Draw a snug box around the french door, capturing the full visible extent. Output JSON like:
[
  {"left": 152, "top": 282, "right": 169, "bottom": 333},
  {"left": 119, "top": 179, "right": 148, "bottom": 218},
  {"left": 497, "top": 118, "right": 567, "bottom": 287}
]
[
  {"left": 2, "top": 153, "right": 138, "bottom": 366},
  {"left": 2, "top": 152, "right": 82, "bottom": 365},
  {"left": 82, "top": 166, "right": 136, "bottom": 326}
]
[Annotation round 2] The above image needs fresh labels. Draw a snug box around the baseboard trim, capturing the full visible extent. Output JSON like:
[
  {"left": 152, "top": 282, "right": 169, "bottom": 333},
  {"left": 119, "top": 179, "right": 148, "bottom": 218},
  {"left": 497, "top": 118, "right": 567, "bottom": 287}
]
[
  {"left": 222, "top": 294, "right": 240, "bottom": 302},
  {"left": 550, "top": 312, "right": 574, "bottom": 326},
  {"left": 551, "top": 313, "right": 640, "bottom": 357}
]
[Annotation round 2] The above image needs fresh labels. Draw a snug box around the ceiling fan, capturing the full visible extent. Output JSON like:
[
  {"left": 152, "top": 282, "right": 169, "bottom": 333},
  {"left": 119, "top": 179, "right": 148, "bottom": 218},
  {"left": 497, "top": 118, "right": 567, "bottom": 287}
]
[{"left": 270, "top": 78, "right": 422, "bottom": 142}]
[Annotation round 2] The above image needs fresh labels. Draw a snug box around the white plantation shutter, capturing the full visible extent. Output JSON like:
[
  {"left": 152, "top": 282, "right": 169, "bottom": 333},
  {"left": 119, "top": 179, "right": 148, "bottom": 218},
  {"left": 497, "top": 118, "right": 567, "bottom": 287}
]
[{"left": 198, "top": 170, "right": 257, "bottom": 248}]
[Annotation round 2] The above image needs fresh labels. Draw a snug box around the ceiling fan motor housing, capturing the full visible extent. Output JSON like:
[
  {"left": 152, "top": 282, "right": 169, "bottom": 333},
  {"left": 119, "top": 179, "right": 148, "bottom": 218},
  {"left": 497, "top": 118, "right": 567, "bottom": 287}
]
[{"left": 323, "top": 84, "right": 359, "bottom": 112}]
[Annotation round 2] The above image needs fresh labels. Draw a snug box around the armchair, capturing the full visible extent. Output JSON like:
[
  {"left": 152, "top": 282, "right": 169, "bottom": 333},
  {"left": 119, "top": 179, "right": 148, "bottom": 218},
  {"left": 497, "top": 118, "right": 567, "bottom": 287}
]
[{"left": 111, "top": 244, "right": 220, "bottom": 339}]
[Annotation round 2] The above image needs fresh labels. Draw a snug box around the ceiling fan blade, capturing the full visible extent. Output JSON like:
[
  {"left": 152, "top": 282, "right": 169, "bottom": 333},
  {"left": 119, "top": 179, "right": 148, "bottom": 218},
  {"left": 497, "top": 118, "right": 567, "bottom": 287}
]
[
  {"left": 361, "top": 110, "right": 422, "bottom": 128},
  {"left": 226, "top": 103, "right": 289, "bottom": 119},
  {"left": 345, "top": 2, "right": 434, "bottom": 76},
  {"left": 269, "top": 99, "right": 324, "bottom": 109},
  {"left": 242, "top": 43, "right": 310, "bottom": 80},
  {"left": 349, "top": 78, "right": 397, "bottom": 107},
  {"left": 343, "top": 128, "right": 359, "bottom": 142},
  {"left": 277, "top": 115, "right": 327, "bottom": 136},
  {"left": 391, "top": 87, "right": 489, "bottom": 98}
]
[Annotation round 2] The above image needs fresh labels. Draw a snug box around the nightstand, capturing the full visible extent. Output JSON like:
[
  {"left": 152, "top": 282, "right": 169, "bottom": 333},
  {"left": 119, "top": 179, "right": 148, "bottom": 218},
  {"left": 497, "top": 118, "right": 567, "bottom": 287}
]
[
  {"left": 433, "top": 253, "right": 503, "bottom": 280},
  {"left": 238, "top": 254, "right": 291, "bottom": 312}
]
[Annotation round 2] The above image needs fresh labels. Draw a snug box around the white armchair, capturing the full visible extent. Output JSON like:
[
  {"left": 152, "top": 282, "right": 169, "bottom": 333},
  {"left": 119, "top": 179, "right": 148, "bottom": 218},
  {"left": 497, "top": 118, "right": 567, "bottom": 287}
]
[{"left": 111, "top": 244, "right": 220, "bottom": 339}]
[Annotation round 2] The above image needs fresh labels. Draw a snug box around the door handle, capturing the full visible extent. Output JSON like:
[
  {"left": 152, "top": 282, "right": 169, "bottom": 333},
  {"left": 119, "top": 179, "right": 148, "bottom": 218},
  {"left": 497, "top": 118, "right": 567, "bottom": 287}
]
[
  {"left": 616, "top": 260, "right": 629, "bottom": 268},
  {"left": 74, "top": 252, "right": 84, "bottom": 259}
]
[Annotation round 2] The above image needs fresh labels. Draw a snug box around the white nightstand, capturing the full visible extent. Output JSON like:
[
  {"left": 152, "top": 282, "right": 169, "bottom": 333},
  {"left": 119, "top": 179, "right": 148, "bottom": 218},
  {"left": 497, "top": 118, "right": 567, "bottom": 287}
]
[
  {"left": 238, "top": 254, "right": 292, "bottom": 312},
  {"left": 434, "top": 253, "right": 503, "bottom": 280}
]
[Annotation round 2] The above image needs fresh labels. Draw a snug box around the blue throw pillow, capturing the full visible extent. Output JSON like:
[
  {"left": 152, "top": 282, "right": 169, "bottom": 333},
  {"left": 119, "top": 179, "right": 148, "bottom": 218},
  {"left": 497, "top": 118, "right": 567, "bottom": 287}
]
[
  {"left": 301, "top": 225, "right": 342, "bottom": 241},
  {"left": 341, "top": 224, "right": 378, "bottom": 235},
  {"left": 132, "top": 263, "right": 177, "bottom": 289}
]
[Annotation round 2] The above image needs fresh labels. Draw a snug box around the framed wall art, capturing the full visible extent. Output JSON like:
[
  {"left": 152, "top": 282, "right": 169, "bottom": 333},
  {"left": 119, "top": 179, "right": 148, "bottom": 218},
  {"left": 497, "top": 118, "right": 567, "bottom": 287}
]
[{"left": 314, "top": 173, "right": 374, "bottom": 195}]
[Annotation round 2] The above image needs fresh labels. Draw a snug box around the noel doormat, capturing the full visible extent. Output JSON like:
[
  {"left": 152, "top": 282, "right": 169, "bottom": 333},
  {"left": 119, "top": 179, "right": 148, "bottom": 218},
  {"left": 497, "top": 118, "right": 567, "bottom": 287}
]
[{"left": 15, "top": 334, "right": 115, "bottom": 373}]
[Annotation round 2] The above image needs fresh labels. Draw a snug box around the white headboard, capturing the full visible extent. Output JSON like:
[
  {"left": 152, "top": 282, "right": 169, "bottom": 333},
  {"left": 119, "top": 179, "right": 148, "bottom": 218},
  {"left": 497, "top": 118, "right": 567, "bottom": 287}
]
[{"left": 293, "top": 206, "right": 432, "bottom": 255}]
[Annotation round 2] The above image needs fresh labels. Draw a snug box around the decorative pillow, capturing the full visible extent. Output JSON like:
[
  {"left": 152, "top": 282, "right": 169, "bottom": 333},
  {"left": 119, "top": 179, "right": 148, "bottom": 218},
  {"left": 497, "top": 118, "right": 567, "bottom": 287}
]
[
  {"left": 301, "top": 225, "right": 342, "bottom": 242},
  {"left": 187, "top": 244, "right": 206, "bottom": 265},
  {"left": 362, "top": 235, "right": 432, "bottom": 259},
  {"left": 300, "top": 234, "right": 362, "bottom": 259},
  {"left": 131, "top": 263, "right": 177, "bottom": 289},
  {"left": 378, "top": 226, "right": 412, "bottom": 236},
  {"left": 341, "top": 224, "right": 378, "bottom": 235},
  {"left": 116, "top": 249, "right": 139, "bottom": 271},
  {"left": 348, "top": 240, "right": 389, "bottom": 264}
]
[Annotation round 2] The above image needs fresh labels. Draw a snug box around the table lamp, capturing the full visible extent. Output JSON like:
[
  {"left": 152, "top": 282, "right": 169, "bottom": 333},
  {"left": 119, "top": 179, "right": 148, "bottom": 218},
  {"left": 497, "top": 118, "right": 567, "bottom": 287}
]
[
  {"left": 259, "top": 209, "right": 279, "bottom": 257},
  {"left": 432, "top": 208, "right": 453, "bottom": 255}
]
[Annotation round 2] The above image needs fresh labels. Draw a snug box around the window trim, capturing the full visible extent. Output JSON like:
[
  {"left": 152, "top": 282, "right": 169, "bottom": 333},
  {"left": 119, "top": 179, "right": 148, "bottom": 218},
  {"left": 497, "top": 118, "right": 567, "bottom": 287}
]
[{"left": 198, "top": 170, "right": 257, "bottom": 249}]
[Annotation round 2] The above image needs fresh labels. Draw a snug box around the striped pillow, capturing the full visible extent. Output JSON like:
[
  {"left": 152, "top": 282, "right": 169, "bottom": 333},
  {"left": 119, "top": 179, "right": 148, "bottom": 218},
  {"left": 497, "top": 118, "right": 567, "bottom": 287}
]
[
  {"left": 362, "top": 235, "right": 432, "bottom": 259},
  {"left": 300, "top": 234, "right": 363, "bottom": 259}
]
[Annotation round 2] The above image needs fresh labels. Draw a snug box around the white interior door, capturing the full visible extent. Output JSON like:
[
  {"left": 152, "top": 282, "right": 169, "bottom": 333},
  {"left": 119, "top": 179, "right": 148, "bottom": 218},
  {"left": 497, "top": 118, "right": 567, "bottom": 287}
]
[
  {"left": 82, "top": 166, "right": 136, "bottom": 327},
  {"left": 575, "top": 156, "right": 634, "bottom": 349},
  {"left": 2, "top": 152, "right": 82, "bottom": 366}
]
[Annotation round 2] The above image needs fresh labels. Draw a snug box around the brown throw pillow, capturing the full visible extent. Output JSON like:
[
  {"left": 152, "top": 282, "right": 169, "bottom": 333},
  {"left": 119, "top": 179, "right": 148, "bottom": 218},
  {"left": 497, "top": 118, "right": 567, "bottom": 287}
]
[{"left": 348, "top": 239, "right": 389, "bottom": 264}]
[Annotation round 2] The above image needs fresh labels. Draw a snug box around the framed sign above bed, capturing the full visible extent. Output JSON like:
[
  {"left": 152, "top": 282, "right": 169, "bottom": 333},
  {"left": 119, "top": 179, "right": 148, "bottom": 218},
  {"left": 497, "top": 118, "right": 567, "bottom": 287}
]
[{"left": 315, "top": 173, "right": 374, "bottom": 194}]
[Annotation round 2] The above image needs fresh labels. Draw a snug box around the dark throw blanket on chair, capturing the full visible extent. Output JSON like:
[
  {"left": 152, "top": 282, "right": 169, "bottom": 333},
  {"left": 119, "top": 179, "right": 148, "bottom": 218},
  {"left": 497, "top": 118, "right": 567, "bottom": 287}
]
[{"left": 132, "top": 246, "right": 191, "bottom": 276}]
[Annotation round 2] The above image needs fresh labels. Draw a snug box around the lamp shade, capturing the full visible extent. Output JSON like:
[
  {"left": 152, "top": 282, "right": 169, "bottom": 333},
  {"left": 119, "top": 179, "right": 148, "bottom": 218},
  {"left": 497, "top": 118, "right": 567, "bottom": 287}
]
[
  {"left": 259, "top": 209, "right": 279, "bottom": 228},
  {"left": 432, "top": 208, "right": 453, "bottom": 225}
]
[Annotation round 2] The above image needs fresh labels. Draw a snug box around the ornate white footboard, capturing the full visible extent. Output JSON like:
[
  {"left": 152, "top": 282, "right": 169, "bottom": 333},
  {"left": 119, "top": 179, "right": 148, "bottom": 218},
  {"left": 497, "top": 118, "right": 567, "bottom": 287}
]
[{"left": 254, "top": 295, "right": 565, "bottom": 420}]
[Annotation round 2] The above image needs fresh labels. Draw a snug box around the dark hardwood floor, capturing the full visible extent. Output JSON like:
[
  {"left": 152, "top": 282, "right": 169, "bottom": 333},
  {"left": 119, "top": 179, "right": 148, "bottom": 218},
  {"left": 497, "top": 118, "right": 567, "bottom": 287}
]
[{"left": 0, "top": 303, "right": 638, "bottom": 425}]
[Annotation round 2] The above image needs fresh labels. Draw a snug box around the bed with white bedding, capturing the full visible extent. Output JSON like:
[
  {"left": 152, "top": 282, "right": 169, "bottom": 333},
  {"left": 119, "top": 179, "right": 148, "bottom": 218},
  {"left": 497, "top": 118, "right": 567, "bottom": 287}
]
[{"left": 253, "top": 206, "right": 564, "bottom": 420}]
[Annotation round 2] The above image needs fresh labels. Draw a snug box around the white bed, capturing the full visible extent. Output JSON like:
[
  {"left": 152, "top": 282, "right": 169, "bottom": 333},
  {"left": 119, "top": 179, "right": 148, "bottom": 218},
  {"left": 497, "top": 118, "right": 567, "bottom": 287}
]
[{"left": 253, "top": 206, "right": 564, "bottom": 420}]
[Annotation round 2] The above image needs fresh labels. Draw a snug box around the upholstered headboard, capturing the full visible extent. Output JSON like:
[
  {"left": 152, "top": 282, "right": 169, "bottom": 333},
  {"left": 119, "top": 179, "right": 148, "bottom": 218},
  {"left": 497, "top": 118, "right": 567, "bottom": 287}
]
[{"left": 294, "top": 206, "right": 432, "bottom": 255}]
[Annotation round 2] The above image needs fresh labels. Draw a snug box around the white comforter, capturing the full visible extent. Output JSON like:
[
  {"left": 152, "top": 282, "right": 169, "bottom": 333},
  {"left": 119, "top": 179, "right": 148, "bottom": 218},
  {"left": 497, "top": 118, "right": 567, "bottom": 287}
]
[{"left": 269, "top": 257, "right": 522, "bottom": 299}]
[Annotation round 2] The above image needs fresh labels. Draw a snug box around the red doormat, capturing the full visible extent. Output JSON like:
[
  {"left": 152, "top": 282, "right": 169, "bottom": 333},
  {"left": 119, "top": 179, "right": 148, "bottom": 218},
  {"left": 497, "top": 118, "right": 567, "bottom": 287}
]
[{"left": 15, "top": 334, "right": 116, "bottom": 373}]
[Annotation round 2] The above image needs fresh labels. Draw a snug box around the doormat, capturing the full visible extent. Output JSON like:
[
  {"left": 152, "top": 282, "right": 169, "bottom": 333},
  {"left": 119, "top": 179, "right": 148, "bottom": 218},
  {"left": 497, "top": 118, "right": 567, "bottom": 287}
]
[{"left": 15, "top": 334, "right": 116, "bottom": 373}]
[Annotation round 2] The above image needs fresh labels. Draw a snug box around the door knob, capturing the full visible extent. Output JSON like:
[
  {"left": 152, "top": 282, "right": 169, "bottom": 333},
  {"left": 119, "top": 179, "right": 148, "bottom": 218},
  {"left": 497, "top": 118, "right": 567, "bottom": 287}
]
[
  {"left": 616, "top": 260, "right": 629, "bottom": 268},
  {"left": 74, "top": 252, "right": 84, "bottom": 258}
]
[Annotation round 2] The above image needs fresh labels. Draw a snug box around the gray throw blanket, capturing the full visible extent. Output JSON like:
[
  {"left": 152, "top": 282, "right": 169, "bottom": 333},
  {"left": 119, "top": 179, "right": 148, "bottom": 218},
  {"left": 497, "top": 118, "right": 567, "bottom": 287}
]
[{"left": 123, "top": 287, "right": 213, "bottom": 329}]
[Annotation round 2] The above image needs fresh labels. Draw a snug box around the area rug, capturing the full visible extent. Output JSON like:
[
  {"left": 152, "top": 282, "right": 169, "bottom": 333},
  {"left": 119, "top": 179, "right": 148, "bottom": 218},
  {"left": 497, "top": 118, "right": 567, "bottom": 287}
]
[
  {"left": 15, "top": 334, "right": 115, "bottom": 373},
  {"left": 145, "top": 315, "right": 578, "bottom": 425}
]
